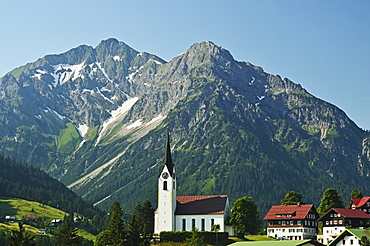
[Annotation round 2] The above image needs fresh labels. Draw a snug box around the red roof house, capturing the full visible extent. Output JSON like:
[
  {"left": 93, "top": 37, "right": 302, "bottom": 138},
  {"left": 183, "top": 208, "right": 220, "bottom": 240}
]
[{"left": 264, "top": 204, "right": 318, "bottom": 240}]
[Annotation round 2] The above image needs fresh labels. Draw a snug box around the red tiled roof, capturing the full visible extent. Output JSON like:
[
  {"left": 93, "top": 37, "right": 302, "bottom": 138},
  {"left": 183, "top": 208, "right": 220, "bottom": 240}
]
[
  {"left": 332, "top": 208, "right": 370, "bottom": 218},
  {"left": 175, "top": 195, "right": 228, "bottom": 215},
  {"left": 263, "top": 204, "right": 315, "bottom": 220},
  {"left": 351, "top": 197, "right": 370, "bottom": 208}
]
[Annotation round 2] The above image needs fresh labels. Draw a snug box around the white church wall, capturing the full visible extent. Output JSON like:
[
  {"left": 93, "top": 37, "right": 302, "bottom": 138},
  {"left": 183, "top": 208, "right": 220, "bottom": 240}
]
[{"left": 175, "top": 214, "right": 225, "bottom": 232}]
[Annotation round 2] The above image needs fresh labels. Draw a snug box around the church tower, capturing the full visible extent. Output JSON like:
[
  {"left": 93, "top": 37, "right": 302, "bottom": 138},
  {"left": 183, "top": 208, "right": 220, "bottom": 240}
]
[{"left": 155, "top": 134, "right": 177, "bottom": 233}]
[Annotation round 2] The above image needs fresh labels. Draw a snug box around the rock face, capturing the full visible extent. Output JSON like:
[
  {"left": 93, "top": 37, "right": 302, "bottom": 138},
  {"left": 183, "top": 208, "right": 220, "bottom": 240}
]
[{"left": 0, "top": 39, "right": 369, "bottom": 212}]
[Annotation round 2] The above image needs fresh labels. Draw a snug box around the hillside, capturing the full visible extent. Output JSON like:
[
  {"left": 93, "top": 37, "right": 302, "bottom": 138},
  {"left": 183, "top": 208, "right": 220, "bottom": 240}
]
[
  {"left": 0, "top": 154, "right": 102, "bottom": 219},
  {"left": 0, "top": 197, "right": 95, "bottom": 245},
  {"left": 0, "top": 39, "right": 369, "bottom": 215}
]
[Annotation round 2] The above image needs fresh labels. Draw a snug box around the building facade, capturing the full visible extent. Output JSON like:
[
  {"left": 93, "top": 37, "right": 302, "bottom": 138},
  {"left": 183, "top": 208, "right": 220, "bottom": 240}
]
[
  {"left": 264, "top": 204, "right": 319, "bottom": 240},
  {"left": 318, "top": 208, "right": 370, "bottom": 245}
]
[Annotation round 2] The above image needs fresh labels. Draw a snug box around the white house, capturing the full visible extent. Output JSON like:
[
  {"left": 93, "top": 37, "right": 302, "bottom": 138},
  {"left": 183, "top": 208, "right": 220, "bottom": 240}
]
[
  {"left": 327, "top": 228, "right": 370, "bottom": 246},
  {"left": 154, "top": 134, "right": 233, "bottom": 235},
  {"left": 318, "top": 208, "right": 370, "bottom": 245}
]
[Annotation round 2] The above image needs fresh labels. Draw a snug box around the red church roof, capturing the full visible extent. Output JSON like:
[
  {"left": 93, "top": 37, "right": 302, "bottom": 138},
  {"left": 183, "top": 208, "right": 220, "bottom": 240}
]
[
  {"left": 175, "top": 195, "right": 228, "bottom": 215},
  {"left": 264, "top": 204, "right": 316, "bottom": 220}
]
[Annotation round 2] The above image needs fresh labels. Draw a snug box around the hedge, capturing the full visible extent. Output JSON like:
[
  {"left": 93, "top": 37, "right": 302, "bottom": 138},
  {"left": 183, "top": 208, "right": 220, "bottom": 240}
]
[{"left": 160, "top": 231, "right": 229, "bottom": 243}]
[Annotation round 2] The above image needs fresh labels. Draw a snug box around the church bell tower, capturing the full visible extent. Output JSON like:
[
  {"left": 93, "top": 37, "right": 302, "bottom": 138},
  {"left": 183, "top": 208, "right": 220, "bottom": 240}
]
[{"left": 156, "top": 134, "right": 177, "bottom": 232}]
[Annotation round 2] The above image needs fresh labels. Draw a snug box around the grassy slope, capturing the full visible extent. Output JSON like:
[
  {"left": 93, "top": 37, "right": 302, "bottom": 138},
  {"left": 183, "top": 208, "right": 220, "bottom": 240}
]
[{"left": 0, "top": 197, "right": 96, "bottom": 241}]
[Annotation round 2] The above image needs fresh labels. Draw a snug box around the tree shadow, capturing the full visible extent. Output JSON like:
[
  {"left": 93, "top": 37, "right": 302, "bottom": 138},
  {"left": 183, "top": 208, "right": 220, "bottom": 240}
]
[{"left": 0, "top": 199, "right": 17, "bottom": 220}]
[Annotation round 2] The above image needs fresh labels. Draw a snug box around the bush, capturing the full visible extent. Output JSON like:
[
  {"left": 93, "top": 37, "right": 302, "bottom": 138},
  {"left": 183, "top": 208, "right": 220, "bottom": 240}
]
[{"left": 159, "top": 231, "right": 228, "bottom": 243}]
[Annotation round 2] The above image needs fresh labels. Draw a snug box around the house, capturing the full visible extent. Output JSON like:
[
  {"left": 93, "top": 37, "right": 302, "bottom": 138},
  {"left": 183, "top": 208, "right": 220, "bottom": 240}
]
[
  {"left": 264, "top": 204, "right": 319, "bottom": 240},
  {"left": 348, "top": 196, "right": 370, "bottom": 215},
  {"left": 229, "top": 239, "right": 324, "bottom": 246},
  {"left": 318, "top": 208, "right": 370, "bottom": 245},
  {"left": 327, "top": 228, "right": 370, "bottom": 246},
  {"left": 25, "top": 216, "right": 37, "bottom": 224},
  {"left": 4, "top": 215, "right": 17, "bottom": 223},
  {"left": 154, "top": 134, "right": 233, "bottom": 235},
  {"left": 49, "top": 219, "right": 63, "bottom": 226}
]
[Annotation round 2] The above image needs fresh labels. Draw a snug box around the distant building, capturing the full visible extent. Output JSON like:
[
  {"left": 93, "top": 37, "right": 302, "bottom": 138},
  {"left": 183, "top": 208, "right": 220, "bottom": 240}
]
[
  {"left": 154, "top": 134, "right": 234, "bottom": 235},
  {"left": 318, "top": 208, "right": 370, "bottom": 245},
  {"left": 264, "top": 204, "right": 319, "bottom": 240},
  {"left": 348, "top": 196, "right": 370, "bottom": 215},
  {"left": 327, "top": 228, "right": 370, "bottom": 246}
]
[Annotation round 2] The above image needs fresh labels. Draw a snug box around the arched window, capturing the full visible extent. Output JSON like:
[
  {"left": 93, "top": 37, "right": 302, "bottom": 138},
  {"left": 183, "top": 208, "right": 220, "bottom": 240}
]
[{"left": 163, "top": 181, "right": 168, "bottom": 190}]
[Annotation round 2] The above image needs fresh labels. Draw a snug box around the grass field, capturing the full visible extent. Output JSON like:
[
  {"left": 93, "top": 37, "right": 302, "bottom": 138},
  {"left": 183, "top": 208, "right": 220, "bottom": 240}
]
[{"left": 0, "top": 197, "right": 95, "bottom": 242}]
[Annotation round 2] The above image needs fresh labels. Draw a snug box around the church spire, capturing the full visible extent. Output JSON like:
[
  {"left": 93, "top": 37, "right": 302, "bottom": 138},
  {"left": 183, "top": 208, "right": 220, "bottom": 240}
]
[{"left": 163, "top": 133, "right": 174, "bottom": 177}]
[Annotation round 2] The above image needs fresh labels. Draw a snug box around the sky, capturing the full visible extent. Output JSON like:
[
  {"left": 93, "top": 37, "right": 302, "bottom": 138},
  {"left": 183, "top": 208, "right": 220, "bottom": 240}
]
[{"left": 1, "top": 1, "right": 369, "bottom": 129}]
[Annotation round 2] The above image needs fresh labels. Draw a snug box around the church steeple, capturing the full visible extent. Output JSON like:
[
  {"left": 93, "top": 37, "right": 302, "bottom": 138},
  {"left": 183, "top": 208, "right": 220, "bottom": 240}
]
[{"left": 163, "top": 133, "right": 174, "bottom": 177}]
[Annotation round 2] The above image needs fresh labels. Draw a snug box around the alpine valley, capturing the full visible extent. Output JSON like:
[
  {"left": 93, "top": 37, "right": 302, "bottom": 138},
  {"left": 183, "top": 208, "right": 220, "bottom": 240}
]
[{"left": 1, "top": 38, "right": 369, "bottom": 214}]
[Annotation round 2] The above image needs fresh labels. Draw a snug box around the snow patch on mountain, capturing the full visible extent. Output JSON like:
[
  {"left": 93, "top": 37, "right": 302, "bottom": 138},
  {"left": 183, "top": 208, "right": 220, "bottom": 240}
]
[
  {"left": 127, "top": 119, "right": 143, "bottom": 129},
  {"left": 77, "top": 124, "right": 89, "bottom": 138},
  {"left": 113, "top": 55, "right": 122, "bottom": 61},
  {"left": 51, "top": 63, "right": 85, "bottom": 86},
  {"left": 95, "top": 97, "right": 139, "bottom": 144},
  {"left": 147, "top": 114, "right": 163, "bottom": 126},
  {"left": 31, "top": 69, "right": 47, "bottom": 80}
]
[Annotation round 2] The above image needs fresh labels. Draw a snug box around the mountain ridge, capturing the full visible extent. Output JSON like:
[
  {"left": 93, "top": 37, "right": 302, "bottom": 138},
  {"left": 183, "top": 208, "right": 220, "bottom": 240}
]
[{"left": 0, "top": 38, "right": 369, "bottom": 214}]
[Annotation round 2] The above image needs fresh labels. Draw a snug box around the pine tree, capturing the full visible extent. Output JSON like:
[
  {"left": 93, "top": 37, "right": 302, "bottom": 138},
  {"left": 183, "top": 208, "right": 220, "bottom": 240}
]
[
  {"left": 230, "top": 196, "right": 261, "bottom": 236},
  {"left": 280, "top": 191, "right": 304, "bottom": 205},
  {"left": 185, "top": 227, "right": 205, "bottom": 246},
  {"left": 317, "top": 188, "right": 344, "bottom": 215},
  {"left": 55, "top": 215, "right": 82, "bottom": 246},
  {"left": 106, "top": 201, "right": 126, "bottom": 245},
  {"left": 7, "top": 222, "right": 36, "bottom": 246}
]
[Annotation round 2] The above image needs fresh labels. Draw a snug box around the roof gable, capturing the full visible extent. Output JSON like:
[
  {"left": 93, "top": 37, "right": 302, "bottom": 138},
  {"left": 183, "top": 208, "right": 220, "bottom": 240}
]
[
  {"left": 319, "top": 208, "right": 370, "bottom": 221},
  {"left": 175, "top": 195, "right": 228, "bottom": 215},
  {"left": 264, "top": 204, "right": 317, "bottom": 220},
  {"left": 351, "top": 197, "right": 370, "bottom": 208},
  {"left": 328, "top": 229, "right": 370, "bottom": 246}
]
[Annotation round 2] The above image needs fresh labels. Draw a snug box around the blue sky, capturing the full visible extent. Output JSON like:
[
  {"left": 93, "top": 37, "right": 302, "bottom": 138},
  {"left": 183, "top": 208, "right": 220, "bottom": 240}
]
[{"left": 1, "top": 1, "right": 369, "bottom": 129}]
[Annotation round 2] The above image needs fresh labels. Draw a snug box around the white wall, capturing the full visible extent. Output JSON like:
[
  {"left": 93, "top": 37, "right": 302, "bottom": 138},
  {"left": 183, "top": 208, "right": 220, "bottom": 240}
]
[
  {"left": 267, "top": 227, "right": 316, "bottom": 240},
  {"left": 322, "top": 226, "right": 346, "bottom": 245},
  {"left": 331, "top": 235, "right": 360, "bottom": 246},
  {"left": 175, "top": 214, "right": 225, "bottom": 232}
]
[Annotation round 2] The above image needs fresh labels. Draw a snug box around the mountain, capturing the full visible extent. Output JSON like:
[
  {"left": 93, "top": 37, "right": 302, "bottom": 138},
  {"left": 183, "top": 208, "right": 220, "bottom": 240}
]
[{"left": 0, "top": 38, "right": 369, "bottom": 214}]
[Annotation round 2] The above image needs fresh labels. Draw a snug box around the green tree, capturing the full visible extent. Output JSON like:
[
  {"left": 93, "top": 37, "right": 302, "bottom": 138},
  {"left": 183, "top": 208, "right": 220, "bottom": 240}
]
[
  {"left": 317, "top": 188, "right": 344, "bottom": 215},
  {"left": 55, "top": 215, "right": 82, "bottom": 246},
  {"left": 280, "top": 191, "right": 304, "bottom": 205},
  {"left": 127, "top": 200, "right": 154, "bottom": 246},
  {"left": 7, "top": 222, "right": 36, "bottom": 246},
  {"left": 230, "top": 196, "right": 261, "bottom": 236},
  {"left": 106, "top": 201, "right": 126, "bottom": 245},
  {"left": 94, "top": 230, "right": 110, "bottom": 246},
  {"left": 361, "top": 236, "right": 370, "bottom": 246},
  {"left": 351, "top": 189, "right": 363, "bottom": 198},
  {"left": 185, "top": 227, "right": 205, "bottom": 246}
]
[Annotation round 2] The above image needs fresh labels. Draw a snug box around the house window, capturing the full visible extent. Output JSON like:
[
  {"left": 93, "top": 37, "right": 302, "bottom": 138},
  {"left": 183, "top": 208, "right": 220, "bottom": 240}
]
[
  {"left": 163, "top": 181, "right": 168, "bottom": 190},
  {"left": 201, "top": 219, "right": 205, "bottom": 231},
  {"left": 282, "top": 221, "right": 286, "bottom": 225},
  {"left": 182, "top": 219, "right": 186, "bottom": 231},
  {"left": 192, "top": 219, "right": 196, "bottom": 229},
  {"left": 350, "top": 239, "right": 353, "bottom": 245},
  {"left": 211, "top": 219, "right": 214, "bottom": 227},
  {"left": 290, "top": 221, "right": 293, "bottom": 225},
  {"left": 297, "top": 221, "right": 301, "bottom": 225},
  {"left": 343, "top": 239, "right": 345, "bottom": 245}
]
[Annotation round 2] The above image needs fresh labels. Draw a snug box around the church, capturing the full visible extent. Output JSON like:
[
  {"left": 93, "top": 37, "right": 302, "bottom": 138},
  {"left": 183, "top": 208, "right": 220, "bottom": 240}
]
[{"left": 154, "top": 134, "right": 234, "bottom": 235}]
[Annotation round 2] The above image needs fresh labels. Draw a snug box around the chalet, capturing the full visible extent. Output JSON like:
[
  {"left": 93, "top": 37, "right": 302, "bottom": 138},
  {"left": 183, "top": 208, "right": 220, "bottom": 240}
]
[
  {"left": 25, "top": 216, "right": 37, "bottom": 224},
  {"left": 264, "top": 204, "right": 319, "bottom": 240},
  {"left": 318, "top": 208, "right": 370, "bottom": 245},
  {"left": 4, "top": 215, "right": 17, "bottom": 223},
  {"left": 327, "top": 228, "right": 370, "bottom": 246},
  {"left": 348, "top": 197, "right": 370, "bottom": 215},
  {"left": 154, "top": 134, "right": 233, "bottom": 235},
  {"left": 49, "top": 219, "right": 63, "bottom": 226}
]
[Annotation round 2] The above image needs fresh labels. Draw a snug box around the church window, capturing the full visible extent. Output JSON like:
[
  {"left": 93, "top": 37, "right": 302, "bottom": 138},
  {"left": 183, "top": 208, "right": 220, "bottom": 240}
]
[
  {"left": 201, "top": 219, "right": 205, "bottom": 231},
  {"left": 211, "top": 219, "right": 214, "bottom": 227},
  {"left": 163, "top": 181, "right": 168, "bottom": 190},
  {"left": 182, "top": 219, "right": 186, "bottom": 231},
  {"left": 192, "top": 219, "right": 196, "bottom": 229},
  {"left": 350, "top": 239, "right": 353, "bottom": 245}
]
